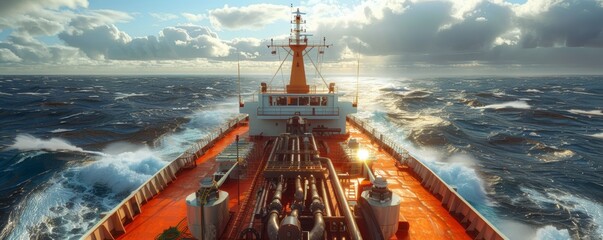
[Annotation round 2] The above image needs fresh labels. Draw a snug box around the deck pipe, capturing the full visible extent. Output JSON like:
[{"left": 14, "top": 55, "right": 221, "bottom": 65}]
[
  {"left": 279, "top": 176, "right": 304, "bottom": 239},
  {"left": 216, "top": 161, "right": 238, "bottom": 188},
  {"left": 310, "top": 135, "right": 363, "bottom": 240},
  {"left": 319, "top": 180, "right": 332, "bottom": 216},
  {"left": 267, "top": 176, "right": 284, "bottom": 240},
  {"left": 294, "top": 175, "right": 304, "bottom": 202},
  {"left": 308, "top": 175, "right": 325, "bottom": 240},
  {"left": 364, "top": 161, "right": 376, "bottom": 182}
]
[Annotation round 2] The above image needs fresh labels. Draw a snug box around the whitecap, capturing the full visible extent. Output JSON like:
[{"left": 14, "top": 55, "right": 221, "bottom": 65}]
[
  {"left": 50, "top": 128, "right": 74, "bottom": 133},
  {"left": 17, "top": 92, "right": 50, "bottom": 96},
  {"left": 0, "top": 91, "right": 12, "bottom": 96},
  {"left": 567, "top": 109, "right": 603, "bottom": 116},
  {"left": 526, "top": 89, "right": 543, "bottom": 93},
  {"left": 115, "top": 92, "right": 149, "bottom": 100},
  {"left": 478, "top": 100, "right": 531, "bottom": 110},
  {"left": 591, "top": 133, "right": 603, "bottom": 139},
  {"left": 533, "top": 225, "right": 571, "bottom": 240}
]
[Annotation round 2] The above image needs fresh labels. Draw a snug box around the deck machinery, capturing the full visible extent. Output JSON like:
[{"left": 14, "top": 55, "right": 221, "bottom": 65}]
[{"left": 187, "top": 121, "right": 402, "bottom": 240}]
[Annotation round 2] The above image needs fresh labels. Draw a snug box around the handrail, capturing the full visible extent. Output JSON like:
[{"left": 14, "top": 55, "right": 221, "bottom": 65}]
[
  {"left": 83, "top": 115, "right": 247, "bottom": 240},
  {"left": 257, "top": 107, "right": 339, "bottom": 116},
  {"left": 347, "top": 115, "right": 507, "bottom": 240}
]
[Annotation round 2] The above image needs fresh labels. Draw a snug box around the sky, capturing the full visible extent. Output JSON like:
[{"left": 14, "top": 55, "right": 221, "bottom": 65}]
[{"left": 0, "top": 0, "right": 602, "bottom": 75}]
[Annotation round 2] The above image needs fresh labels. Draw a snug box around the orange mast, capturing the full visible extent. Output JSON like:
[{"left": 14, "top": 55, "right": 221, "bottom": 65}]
[{"left": 269, "top": 8, "right": 329, "bottom": 94}]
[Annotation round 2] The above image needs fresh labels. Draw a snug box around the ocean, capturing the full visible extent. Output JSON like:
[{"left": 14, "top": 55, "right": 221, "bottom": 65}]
[{"left": 0, "top": 75, "right": 601, "bottom": 239}]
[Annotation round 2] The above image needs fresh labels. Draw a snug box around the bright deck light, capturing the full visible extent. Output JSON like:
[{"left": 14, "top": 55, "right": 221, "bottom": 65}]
[{"left": 357, "top": 148, "right": 369, "bottom": 161}]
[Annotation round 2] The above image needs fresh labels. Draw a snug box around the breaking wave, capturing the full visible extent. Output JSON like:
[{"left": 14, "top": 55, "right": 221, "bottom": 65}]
[
  {"left": 567, "top": 109, "right": 603, "bottom": 116},
  {"left": 8, "top": 134, "right": 106, "bottom": 156},
  {"left": 478, "top": 100, "right": 531, "bottom": 110}
]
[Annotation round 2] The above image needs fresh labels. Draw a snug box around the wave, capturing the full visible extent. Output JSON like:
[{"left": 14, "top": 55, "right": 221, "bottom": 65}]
[
  {"left": 394, "top": 89, "right": 432, "bottom": 99},
  {"left": 520, "top": 187, "right": 603, "bottom": 238},
  {"left": 50, "top": 129, "right": 74, "bottom": 133},
  {"left": 2, "top": 146, "right": 165, "bottom": 239},
  {"left": 114, "top": 92, "right": 149, "bottom": 100},
  {"left": 0, "top": 92, "right": 13, "bottom": 96},
  {"left": 8, "top": 134, "right": 106, "bottom": 156},
  {"left": 525, "top": 89, "right": 543, "bottom": 93},
  {"left": 567, "top": 109, "right": 603, "bottom": 116},
  {"left": 17, "top": 92, "right": 50, "bottom": 96},
  {"left": 591, "top": 133, "right": 603, "bottom": 139},
  {"left": 533, "top": 225, "right": 571, "bottom": 240},
  {"left": 478, "top": 100, "right": 531, "bottom": 110}
]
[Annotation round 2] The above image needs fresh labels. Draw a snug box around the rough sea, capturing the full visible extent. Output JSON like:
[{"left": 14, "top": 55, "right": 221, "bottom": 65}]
[{"left": 0, "top": 75, "right": 601, "bottom": 240}]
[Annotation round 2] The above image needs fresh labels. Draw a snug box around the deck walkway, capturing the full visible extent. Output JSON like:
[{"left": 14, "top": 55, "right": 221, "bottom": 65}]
[{"left": 118, "top": 125, "right": 250, "bottom": 240}]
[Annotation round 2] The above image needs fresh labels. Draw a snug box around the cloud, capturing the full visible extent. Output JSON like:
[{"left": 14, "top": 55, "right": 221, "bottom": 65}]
[
  {"left": 0, "top": 0, "right": 88, "bottom": 17},
  {"left": 209, "top": 4, "right": 290, "bottom": 30},
  {"left": 182, "top": 13, "right": 207, "bottom": 22},
  {"left": 149, "top": 13, "right": 179, "bottom": 22},
  {"left": 0, "top": 34, "right": 82, "bottom": 64},
  {"left": 59, "top": 24, "right": 232, "bottom": 60},
  {"left": 66, "top": 9, "right": 133, "bottom": 30},
  {"left": 0, "top": 48, "right": 22, "bottom": 62},
  {"left": 517, "top": 0, "right": 603, "bottom": 48},
  {"left": 59, "top": 24, "right": 131, "bottom": 60}
]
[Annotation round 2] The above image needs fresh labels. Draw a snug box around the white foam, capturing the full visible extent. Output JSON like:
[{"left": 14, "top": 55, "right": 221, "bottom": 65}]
[
  {"left": 526, "top": 89, "right": 543, "bottom": 93},
  {"left": 17, "top": 92, "right": 50, "bottom": 96},
  {"left": 114, "top": 92, "right": 148, "bottom": 100},
  {"left": 533, "top": 225, "right": 571, "bottom": 240},
  {"left": 8, "top": 134, "right": 106, "bottom": 156},
  {"left": 59, "top": 112, "right": 87, "bottom": 120},
  {"left": 4, "top": 146, "right": 165, "bottom": 240},
  {"left": 10, "top": 134, "right": 86, "bottom": 153},
  {"left": 478, "top": 100, "right": 531, "bottom": 110},
  {"left": 521, "top": 187, "right": 603, "bottom": 238},
  {"left": 568, "top": 109, "right": 603, "bottom": 116},
  {"left": 0, "top": 91, "right": 12, "bottom": 96},
  {"left": 50, "top": 129, "right": 74, "bottom": 133},
  {"left": 591, "top": 133, "right": 603, "bottom": 139},
  {"left": 78, "top": 147, "right": 165, "bottom": 194}
]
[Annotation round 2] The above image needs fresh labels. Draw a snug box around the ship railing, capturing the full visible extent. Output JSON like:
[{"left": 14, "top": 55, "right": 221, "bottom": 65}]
[
  {"left": 259, "top": 85, "right": 337, "bottom": 94},
  {"left": 347, "top": 115, "right": 507, "bottom": 240},
  {"left": 82, "top": 114, "right": 248, "bottom": 240},
  {"left": 257, "top": 107, "right": 339, "bottom": 116}
]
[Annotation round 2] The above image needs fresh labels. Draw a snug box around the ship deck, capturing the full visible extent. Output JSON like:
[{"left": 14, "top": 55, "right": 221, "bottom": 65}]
[{"left": 117, "top": 122, "right": 469, "bottom": 239}]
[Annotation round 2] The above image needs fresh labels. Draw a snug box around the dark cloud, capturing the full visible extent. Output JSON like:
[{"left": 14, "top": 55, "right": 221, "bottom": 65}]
[
  {"left": 436, "top": 1, "right": 514, "bottom": 51},
  {"left": 519, "top": 0, "right": 603, "bottom": 48}
]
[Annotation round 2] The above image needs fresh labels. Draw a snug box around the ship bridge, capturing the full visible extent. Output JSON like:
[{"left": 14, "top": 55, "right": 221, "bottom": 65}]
[{"left": 240, "top": 8, "right": 357, "bottom": 136}]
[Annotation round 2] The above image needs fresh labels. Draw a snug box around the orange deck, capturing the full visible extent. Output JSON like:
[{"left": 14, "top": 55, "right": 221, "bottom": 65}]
[
  {"left": 118, "top": 122, "right": 469, "bottom": 239},
  {"left": 344, "top": 126, "right": 470, "bottom": 240},
  {"left": 118, "top": 125, "right": 251, "bottom": 240}
]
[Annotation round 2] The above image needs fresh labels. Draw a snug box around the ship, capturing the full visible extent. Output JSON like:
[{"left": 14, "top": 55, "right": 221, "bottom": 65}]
[{"left": 83, "top": 8, "right": 506, "bottom": 240}]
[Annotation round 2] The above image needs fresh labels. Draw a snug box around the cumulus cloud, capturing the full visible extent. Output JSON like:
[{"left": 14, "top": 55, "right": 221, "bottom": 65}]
[
  {"left": 3, "top": 0, "right": 603, "bottom": 73},
  {"left": 209, "top": 4, "right": 290, "bottom": 30},
  {"left": 59, "top": 24, "right": 232, "bottom": 60}
]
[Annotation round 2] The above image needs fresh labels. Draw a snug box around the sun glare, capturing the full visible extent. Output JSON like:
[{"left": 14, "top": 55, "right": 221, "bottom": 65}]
[{"left": 357, "top": 148, "right": 369, "bottom": 162}]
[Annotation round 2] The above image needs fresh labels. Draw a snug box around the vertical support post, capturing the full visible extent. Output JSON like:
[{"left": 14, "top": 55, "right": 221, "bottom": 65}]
[{"left": 236, "top": 135, "right": 240, "bottom": 212}]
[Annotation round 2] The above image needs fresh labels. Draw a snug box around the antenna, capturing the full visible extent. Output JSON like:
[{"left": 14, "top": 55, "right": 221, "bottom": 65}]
[
  {"left": 355, "top": 56, "right": 359, "bottom": 107},
  {"left": 238, "top": 54, "right": 243, "bottom": 107}
]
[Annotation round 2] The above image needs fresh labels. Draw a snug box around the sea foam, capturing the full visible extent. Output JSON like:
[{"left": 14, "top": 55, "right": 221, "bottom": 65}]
[{"left": 478, "top": 100, "right": 531, "bottom": 110}]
